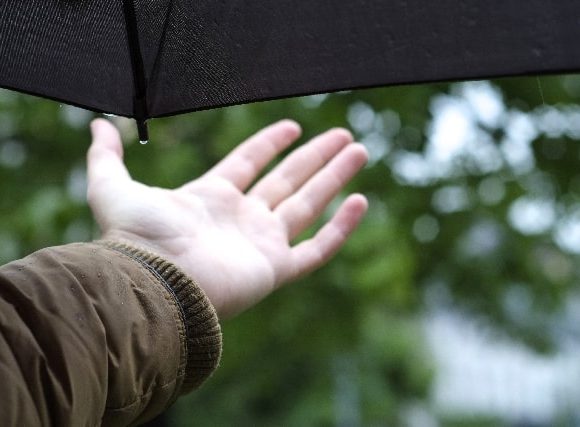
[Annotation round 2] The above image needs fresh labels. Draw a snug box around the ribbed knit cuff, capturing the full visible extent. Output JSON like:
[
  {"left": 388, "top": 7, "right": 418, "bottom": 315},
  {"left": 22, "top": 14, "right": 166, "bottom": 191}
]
[{"left": 99, "top": 240, "right": 222, "bottom": 394}]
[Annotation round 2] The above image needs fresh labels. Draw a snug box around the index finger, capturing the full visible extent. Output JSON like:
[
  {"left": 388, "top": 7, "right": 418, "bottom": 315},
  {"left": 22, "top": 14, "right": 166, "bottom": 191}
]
[{"left": 205, "top": 120, "right": 302, "bottom": 191}]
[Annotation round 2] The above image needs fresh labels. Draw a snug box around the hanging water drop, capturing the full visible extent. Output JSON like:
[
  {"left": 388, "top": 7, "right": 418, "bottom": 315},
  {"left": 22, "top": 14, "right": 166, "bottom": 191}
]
[{"left": 136, "top": 120, "right": 149, "bottom": 145}]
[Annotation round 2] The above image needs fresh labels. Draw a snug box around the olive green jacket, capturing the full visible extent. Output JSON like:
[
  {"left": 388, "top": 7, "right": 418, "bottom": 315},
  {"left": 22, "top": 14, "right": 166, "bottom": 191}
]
[{"left": 0, "top": 241, "right": 222, "bottom": 426}]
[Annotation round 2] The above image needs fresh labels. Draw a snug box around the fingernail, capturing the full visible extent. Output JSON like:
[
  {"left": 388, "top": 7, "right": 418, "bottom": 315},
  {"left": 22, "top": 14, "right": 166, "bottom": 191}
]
[{"left": 281, "top": 119, "right": 302, "bottom": 134}]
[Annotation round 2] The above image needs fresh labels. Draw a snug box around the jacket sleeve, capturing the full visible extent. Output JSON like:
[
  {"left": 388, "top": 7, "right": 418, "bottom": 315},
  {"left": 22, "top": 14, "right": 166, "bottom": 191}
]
[{"left": 0, "top": 240, "right": 222, "bottom": 427}]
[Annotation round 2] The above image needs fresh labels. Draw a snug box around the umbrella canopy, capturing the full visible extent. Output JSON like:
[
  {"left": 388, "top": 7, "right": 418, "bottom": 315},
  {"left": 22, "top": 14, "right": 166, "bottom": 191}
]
[{"left": 1, "top": 0, "right": 579, "bottom": 141}]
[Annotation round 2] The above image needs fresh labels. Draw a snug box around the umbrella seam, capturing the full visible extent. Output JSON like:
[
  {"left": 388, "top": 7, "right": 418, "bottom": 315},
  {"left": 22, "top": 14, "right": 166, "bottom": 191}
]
[
  {"left": 147, "top": 0, "right": 177, "bottom": 114},
  {"left": 122, "top": 0, "right": 149, "bottom": 140}
]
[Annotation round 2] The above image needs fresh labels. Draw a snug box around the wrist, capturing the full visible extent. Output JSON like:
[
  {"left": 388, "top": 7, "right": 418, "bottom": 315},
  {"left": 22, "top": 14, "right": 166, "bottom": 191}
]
[{"left": 100, "top": 230, "right": 173, "bottom": 262}]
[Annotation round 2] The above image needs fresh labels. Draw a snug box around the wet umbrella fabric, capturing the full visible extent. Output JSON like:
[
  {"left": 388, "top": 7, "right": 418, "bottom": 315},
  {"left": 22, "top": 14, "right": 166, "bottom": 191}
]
[{"left": 1, "top": 0, "right": 579, "bottom": 141}]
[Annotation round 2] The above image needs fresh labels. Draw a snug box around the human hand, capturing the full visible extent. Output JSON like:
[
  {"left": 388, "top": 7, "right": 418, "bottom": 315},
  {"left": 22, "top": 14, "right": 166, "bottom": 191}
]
[{"left": 87, "top": 119, "right": 368, "bottom": 319}]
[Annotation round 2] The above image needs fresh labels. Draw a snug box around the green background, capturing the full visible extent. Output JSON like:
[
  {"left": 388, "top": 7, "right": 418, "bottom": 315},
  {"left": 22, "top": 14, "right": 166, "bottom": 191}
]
[{"left": 1, "top": 74, "right": 580, "bottom": 426}]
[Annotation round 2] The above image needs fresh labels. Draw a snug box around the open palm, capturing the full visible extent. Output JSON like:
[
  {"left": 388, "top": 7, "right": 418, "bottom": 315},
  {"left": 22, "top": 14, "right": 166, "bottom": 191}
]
[{"left": 87, "top": 119, "right": 368, "bottom": 318}]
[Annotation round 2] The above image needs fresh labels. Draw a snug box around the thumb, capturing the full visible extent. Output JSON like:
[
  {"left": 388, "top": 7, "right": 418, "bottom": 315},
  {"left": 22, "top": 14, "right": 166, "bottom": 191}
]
[
  {"left": 87, "top": 119, "right": 131, "bottom": 205},
  {"left": 87, "top": 118, "right": 131, "bottom": 185}
]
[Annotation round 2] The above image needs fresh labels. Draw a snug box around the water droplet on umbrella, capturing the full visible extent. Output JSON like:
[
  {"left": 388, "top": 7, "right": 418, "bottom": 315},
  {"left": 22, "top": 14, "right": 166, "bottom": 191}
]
[{"left": 139, "top": 140, "right": 148, "bottom": 145}]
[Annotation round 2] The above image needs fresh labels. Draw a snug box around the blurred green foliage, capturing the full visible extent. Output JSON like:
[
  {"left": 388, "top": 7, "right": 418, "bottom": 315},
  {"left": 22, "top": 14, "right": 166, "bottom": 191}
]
[{"left": 1, "top": 73, "right": 580, "bottom": 425}]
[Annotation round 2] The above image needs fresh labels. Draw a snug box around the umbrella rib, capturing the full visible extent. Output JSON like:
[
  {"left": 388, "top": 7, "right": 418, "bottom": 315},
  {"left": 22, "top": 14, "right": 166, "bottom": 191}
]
[{"left": 122, "top": 0, "right": 149, "bottom": 142}]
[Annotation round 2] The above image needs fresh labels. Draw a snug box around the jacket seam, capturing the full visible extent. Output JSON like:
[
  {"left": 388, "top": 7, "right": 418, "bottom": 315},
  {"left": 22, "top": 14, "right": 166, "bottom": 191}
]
[
  {"left": 102, "top": 377, "right": 180, "bottom": 412},
  {"left": 97, "top": 240, "right": 222, "bottom": 394},
  {"left": 103, "top": 245, "right": 189, "bottom": 377}
]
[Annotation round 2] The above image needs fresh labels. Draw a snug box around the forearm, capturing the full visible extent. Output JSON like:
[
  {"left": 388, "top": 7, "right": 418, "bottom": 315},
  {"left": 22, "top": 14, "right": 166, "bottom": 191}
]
[{"left": 0, "top": 241, "right": 221, "bottom": 426}]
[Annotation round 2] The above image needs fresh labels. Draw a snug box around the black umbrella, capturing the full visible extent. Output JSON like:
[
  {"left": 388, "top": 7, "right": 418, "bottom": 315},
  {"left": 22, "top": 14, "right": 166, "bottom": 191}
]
[{"left": 1, "top": 0, "right": 579, "bottom": 142}]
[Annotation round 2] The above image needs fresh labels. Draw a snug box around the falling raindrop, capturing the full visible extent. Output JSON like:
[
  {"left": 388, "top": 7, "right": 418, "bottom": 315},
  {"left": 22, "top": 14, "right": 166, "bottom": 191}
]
[
  {"left": 536, "top": 76, "right": 546, "bottom": 106},
  {"left": 139, "top": 140, "right": 148, "bottom": 145}
]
